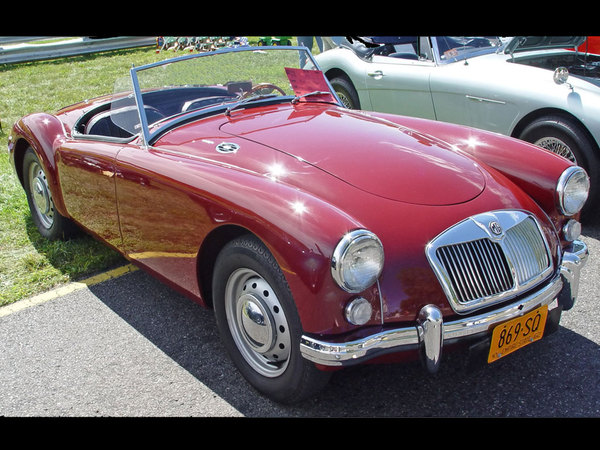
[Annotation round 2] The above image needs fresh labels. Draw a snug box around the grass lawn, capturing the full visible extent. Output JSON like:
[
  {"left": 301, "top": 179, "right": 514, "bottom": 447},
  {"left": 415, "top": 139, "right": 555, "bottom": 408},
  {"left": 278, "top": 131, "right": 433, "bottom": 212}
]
[{"left": 1, "top": 38, "right": 303, "bottom": 306}]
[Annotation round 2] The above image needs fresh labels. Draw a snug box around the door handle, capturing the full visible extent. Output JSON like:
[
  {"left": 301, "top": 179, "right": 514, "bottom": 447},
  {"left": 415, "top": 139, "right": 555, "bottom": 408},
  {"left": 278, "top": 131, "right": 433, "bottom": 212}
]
[{"left": 367, "top": 70, "right": 384, "bottom": 79}]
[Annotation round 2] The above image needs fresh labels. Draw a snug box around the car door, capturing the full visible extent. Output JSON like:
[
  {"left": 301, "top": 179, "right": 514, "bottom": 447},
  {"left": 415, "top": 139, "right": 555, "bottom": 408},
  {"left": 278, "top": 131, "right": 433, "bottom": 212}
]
[
  {"left": 428, "top": 59, "right": 521, "bottom": 136},
  {"left": 56, "top": 140, "right": 123, "bottom": 248},
  {"left": 364, "top": 40, "right": 437, "bottom": 120},
  {"left": 114, "top": 144, "right": 213, "bottom": 300}
]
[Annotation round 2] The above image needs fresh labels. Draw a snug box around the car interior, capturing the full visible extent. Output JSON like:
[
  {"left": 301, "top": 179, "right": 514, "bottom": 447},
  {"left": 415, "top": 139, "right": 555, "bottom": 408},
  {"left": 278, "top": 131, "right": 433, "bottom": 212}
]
[{"left": 73, "top": 82, "right": 252, "bottom": 140}]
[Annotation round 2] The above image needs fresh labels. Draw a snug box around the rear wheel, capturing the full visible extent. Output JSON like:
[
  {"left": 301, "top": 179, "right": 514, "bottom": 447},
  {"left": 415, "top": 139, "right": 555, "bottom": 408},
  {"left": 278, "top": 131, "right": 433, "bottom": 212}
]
[
  {"left": 519, "top": 115, "right": 599, "bottom": 221},
  {"left": 22, "top": 148, "right": 76, "bottom": 240},
  {"left": 213, "top": 235, "right": 331, "bottom": 403}
]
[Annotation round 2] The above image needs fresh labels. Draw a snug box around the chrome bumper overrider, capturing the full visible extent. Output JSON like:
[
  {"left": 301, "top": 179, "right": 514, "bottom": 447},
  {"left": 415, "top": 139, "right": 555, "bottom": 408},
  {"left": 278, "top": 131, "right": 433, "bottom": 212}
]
[{"left": 300, "top": 240, "right": 588, "bottom": 372}]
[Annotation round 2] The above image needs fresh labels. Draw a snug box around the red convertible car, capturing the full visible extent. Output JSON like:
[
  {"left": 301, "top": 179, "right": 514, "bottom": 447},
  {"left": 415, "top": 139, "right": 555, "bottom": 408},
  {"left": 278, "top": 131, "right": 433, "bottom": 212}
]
[{"left": 8, "top": 47, "right": 589, "bottom": 403}]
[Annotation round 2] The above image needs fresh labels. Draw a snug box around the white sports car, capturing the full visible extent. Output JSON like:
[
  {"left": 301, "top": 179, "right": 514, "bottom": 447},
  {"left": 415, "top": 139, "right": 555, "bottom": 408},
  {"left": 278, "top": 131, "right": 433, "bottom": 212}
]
[{"left": 315, "top": 36, "right": 600, "bottom": 220}]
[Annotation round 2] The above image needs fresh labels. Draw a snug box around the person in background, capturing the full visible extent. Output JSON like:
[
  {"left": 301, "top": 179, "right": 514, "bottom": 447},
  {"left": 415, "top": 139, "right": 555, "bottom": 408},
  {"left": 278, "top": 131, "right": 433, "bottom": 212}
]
[
  {"left": 298, "top": 36, "right": 323, "bottom": 53},
  {"left": 297, "top": 36, "right": 323, "bottom": 66}
]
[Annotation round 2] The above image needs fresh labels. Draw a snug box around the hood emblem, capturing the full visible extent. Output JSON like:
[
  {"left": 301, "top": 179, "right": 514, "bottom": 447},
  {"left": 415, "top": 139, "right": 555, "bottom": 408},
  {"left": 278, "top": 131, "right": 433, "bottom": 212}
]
[
  {"left": 489, "top": 221, "right": 503, "bottom": 236},
  {"left": 216, "top": 142, "right": 240, "bottom": 154}
]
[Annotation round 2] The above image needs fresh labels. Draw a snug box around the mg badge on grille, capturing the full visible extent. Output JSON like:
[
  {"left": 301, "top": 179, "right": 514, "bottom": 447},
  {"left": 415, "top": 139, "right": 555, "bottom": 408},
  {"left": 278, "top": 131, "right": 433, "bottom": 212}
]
[{"left": 489, "top": 221, "right": 503, "bottom": 236}]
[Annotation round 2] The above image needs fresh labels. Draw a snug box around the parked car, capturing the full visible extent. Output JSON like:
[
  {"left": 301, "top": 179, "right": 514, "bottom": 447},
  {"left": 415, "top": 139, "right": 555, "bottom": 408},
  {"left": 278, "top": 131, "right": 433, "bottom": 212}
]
[
  {"left": 8, "top": 46, "right": 589, "bottom": 403},
  {"left": 576, "top": 36, "right": 600, "bottom": 55},
  {"left": 315, "top": 36, "right": 600, "bottom": 220}
]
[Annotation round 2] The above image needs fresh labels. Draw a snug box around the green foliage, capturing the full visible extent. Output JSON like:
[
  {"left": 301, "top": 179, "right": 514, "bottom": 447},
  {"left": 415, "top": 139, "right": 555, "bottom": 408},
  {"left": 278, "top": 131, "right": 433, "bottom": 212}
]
[
  {"left": 0, "top": 46, "right": 169, "bottom": 306},
  {"left": 0, "top": 39, "right": 305, "bottom": 306}
]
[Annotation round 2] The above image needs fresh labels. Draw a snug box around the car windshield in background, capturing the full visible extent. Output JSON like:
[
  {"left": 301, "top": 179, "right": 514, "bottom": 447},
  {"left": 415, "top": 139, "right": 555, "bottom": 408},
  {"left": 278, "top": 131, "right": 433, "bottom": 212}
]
[
  {"left": 352, "top": 36, "right": 502, "bottom": 64},
  {"left": 432, "top": 36, "right": 502, "bottom": 63},
  {"left": 110, "top": 47, "right": 334, "bottom": 142}
]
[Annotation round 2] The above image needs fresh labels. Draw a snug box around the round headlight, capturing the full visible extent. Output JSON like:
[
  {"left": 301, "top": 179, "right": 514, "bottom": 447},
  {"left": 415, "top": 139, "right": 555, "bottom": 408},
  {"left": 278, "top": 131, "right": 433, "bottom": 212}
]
[
  {"left": 557, "top": 166, "right": 590, "bottom": 216},
  {"left": 331, "top": 230, "right": 384, "bottom": 293}
]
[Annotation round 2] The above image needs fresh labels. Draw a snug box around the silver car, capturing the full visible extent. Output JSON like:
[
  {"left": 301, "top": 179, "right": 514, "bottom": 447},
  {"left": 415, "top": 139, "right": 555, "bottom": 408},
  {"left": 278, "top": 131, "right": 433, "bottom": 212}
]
[{"left": 315, "top": 36, "right": 600, "bottom": 220}]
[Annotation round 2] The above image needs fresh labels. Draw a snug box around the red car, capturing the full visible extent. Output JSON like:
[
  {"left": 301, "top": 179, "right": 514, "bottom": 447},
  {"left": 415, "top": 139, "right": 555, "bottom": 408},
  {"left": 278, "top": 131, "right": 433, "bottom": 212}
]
[
  {"left": 8, "top": 47, "right": 590, "bottom": 403},
  {"left": 577, "top": 36, "right": 600, "bottom": 54}
]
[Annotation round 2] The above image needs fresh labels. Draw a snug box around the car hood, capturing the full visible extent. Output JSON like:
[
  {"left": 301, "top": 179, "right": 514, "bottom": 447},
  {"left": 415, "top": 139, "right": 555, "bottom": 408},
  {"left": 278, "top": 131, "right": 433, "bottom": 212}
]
[
  {"left": 504, "top": 36, "right": 585, "bottom": 54},
  {"left": 220, "top": 105, "right": 485, "bottom": 205}
]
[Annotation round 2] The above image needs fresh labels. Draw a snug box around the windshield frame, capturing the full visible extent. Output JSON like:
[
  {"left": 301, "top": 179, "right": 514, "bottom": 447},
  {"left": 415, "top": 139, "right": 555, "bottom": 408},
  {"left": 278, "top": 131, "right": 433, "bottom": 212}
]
[{"left": 128, "top": 45, "right": 336, "bottom": 146}]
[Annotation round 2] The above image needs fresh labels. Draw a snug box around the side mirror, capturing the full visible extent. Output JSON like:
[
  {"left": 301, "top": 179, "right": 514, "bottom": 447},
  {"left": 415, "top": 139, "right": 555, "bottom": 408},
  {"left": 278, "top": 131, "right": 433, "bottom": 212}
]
[{"left": 553, "top": 67, "right": 570, "bottom": 85}]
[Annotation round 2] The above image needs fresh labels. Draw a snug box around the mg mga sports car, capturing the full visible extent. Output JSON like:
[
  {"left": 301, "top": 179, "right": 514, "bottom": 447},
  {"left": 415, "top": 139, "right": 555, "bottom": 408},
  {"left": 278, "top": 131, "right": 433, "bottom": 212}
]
[
  {"left": 315, "top": 36, "right": 600, "bottom": 220},
  {"left": 8, "top": 46, "right": 589, "bottom": 403}
]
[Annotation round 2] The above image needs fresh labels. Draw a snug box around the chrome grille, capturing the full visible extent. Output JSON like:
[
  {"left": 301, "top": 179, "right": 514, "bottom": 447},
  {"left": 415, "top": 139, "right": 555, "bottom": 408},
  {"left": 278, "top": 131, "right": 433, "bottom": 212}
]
[
  {"left": 426, "top": 211, "right": 553, "bottom": 314},
  {"left": 504, "top": 217, "right": 550, "bottom": 284},
  {"left": 436, "top": 238, "right": 513, "bottom": 303}
]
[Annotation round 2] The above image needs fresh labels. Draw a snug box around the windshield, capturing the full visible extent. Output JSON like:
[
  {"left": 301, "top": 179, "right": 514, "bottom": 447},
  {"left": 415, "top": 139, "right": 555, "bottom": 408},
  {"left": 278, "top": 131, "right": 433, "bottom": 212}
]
[
  {"left": 344, "top": 36, "right": 503, "bottom": 64},
  {"left": 112, "top": 46, "right": 336, "bottom": 143},
  {"left": 431, "top": 36, "right": 502, "bottom": 64}
]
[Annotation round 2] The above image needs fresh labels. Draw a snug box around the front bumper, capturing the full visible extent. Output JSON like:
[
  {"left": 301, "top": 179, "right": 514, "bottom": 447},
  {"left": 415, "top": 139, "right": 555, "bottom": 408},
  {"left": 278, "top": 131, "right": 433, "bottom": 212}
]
[{"left": 300, "top": 240, "right": 588, "bottom": 372}]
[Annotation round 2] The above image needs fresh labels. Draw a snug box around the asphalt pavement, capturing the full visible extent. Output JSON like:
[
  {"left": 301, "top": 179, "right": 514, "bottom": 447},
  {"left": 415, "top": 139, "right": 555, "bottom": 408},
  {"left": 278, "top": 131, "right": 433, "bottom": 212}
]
[{"left": 1, "top": 226, "right": 599, "bottom": 418}]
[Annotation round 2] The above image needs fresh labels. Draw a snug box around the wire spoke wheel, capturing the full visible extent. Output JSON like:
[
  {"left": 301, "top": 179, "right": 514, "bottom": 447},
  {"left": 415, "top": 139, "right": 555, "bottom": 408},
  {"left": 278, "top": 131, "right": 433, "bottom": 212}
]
[
  {"left": 336, "top": 91, "right": 354, "bottom": 109},
  {"left": 534, "top": 136, "right": 577, "bottom": 164},
  {"left": 330, "top": 76, "right": 360, "bottom": 109}
]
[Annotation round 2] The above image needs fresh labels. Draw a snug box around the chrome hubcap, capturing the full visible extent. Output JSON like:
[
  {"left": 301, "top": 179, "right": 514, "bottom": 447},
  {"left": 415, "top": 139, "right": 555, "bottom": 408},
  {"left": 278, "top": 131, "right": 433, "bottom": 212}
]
[
  {"left": 534, "top": 136, "right": 577, "bottom": 164},
  {"left": 239, "top": 293, "right": 274, "bottom": 351},
  {"left": 28, "top": 161, "right": 54, "bottom": 229},
  {"left": 225, "top": 268, "right": 291, "bottom": 377}
]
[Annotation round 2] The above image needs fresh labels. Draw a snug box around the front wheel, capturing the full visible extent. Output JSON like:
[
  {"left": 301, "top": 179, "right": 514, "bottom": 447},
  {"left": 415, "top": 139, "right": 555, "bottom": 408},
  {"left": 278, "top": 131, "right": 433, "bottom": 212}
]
[
  {"left": 212, "top": 235, "right": 331, "bottom": 403},
  {"left": 22, "top": 148, "right": 76, "bottom": 240}
]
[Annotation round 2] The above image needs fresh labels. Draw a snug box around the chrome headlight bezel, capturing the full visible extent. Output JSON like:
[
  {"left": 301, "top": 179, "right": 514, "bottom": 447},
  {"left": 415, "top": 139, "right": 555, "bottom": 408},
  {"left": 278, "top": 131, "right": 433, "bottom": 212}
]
[
  {"left": 331, "top": 229, "right": 384, "bottom": 293},
  {"left": 557, "top": 166, "right": 590, "bottom": 216}
]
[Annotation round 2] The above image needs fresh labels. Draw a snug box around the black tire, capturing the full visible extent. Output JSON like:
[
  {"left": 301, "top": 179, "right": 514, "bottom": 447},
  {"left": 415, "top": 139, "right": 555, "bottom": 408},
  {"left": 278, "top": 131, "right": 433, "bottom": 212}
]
[
  {"left": 212, "top": 234, "right": 331, "bottom": 403},
  {"left": 519, "top": 115, "right": 599, "bottom": 221},
  {"left": 22, "top": 148, "right": 76, "bottom": 240},
  {"left": 330, "top": 76, "right": 360, "bottom": 109}
]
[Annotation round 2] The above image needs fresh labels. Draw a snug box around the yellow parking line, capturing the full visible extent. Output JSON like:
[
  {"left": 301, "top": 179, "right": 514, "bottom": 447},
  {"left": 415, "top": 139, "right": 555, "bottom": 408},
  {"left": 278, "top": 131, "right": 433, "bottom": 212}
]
[{"left": 0, "top": 264, "right": 138, "bottom": 318}]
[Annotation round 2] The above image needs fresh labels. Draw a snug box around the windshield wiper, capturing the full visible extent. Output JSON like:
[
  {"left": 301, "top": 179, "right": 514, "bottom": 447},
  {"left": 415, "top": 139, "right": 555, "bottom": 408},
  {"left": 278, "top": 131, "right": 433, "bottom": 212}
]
[
  {"left": 291, "top": 91, "right": 333, "bottom": 104},
  {"left": 225, "top": 93, "right": 279, "bottom": 116}
]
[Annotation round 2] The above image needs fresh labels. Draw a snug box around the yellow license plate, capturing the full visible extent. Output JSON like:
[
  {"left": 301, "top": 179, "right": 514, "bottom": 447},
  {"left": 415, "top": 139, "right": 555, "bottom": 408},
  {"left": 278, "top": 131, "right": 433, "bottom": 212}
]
[{"left": 488, "top": 305, "right": 548, "bottom": 363}]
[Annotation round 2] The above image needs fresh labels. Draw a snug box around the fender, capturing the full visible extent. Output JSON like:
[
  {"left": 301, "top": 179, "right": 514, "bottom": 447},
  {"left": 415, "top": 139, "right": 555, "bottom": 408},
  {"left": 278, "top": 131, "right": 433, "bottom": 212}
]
[
  {"left": 114, "top": 141, "right": 370, "bottom": 335},
  {"left": 10, "top": 113, "right": 70, "bottom": 218}
]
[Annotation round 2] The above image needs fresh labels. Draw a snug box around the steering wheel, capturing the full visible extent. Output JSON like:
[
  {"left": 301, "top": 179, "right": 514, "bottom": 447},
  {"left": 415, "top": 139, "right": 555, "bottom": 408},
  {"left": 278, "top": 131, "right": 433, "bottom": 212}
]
[{"left": 242, "top": 83, "right": 286, "bottom": 98}]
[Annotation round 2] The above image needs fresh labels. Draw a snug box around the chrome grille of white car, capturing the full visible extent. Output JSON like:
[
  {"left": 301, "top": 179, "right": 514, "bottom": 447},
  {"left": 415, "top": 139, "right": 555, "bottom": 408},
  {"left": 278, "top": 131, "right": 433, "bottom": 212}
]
[{"left": 426, "top": 211, "right": 553, "bottom": 314}]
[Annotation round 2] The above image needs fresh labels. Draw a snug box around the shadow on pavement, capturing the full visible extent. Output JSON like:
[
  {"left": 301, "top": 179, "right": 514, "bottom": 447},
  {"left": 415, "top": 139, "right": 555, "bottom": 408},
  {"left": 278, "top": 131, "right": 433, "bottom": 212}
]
[{"left": 86, "top": 225, "right": 600, "bottom": 417}]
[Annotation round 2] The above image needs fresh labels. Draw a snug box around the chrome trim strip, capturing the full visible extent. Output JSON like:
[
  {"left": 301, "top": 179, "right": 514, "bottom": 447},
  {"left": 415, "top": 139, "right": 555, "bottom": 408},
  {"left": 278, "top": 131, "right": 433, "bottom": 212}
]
[
  {"left": 376, "top": 279, "right": 384, "bottom": 325},
  {"left": 301, "top": 223, "right": 587, "bottom": 370},
  {"left": 300, "top": 274, "right": 563, "bottom": 367},
  {"left": 558, "top": 240, "right": 589, "bottom": 308},
  {"left": 129, "top": 65, "right": 150, "bottom": 148},
  {"left": 465, "top": 95, "right": 506, "bottom": 105},
  {"left": 417, "top": 305, "right": 444, "bottom": 373},
  {"left": 301, "top": 238, "right": 588, "bottom": 368}
]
